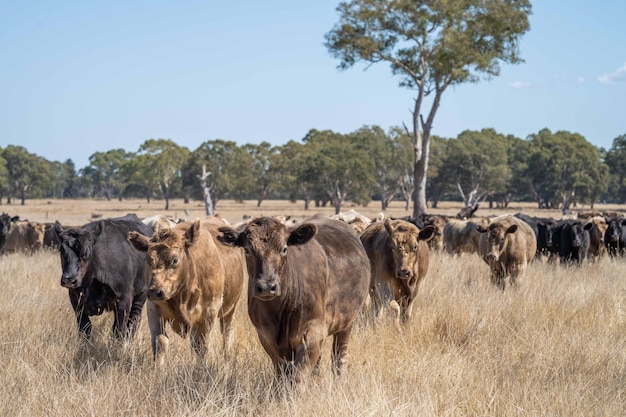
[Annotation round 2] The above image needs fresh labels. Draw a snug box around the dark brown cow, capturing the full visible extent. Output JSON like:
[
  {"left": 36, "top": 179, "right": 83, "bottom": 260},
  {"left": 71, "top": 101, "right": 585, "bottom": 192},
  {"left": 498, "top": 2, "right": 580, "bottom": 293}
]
[
  {"left": 444, "top": 217, "right": 491, "bottom": 255},
  {"left": 360, "top": 218, "right": 435, "bottom": 324},
  {"left": 477, "top": 215, "right": 536, "bottom": 290},
  {"left": 128, "top": 218, "right": 245, "bottom": 366},
  {"left": 0, "top": 213, "right": 19, "bottom": 252},
  {"left": 2, "top": 221, "right": 46, "bottom": 254},
  {"left": 217, "top": 214, "right": 370, "bottom": 385}
]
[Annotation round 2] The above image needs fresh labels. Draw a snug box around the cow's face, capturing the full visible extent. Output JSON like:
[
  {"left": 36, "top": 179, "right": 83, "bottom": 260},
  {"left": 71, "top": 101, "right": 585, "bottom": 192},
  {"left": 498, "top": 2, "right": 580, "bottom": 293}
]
[
  {"left": 218, "top": 217, "right": 317, "bottom": 301},
  {"left": 384, "top": 219, "right": 434, "bottom": 283},
  {"left": 477, "top": 223, "right": 518, "bottom": 262},
  {"left": 425, "top": 217, "right": 446, "bottom": 251},
  {"left": 128, "top": 224, "right": 194, "bottom": 301},
  {"left": 537, "top": 221, "right": 556, "bottom": 248},
  {"left": 605, "top": 218, "right": 626, "bottom": 243},
  {"left": 567, "top": 222, "right": 592, "bottom": 248},
  {"left": 0, "top": 213, "right": 18, "bottom": 236},
  {"left": 56, "top": 223, "right": 96, "bottom": 289},
  {"left": 29, "top": 222, "right": 46, "bottom": 251}
]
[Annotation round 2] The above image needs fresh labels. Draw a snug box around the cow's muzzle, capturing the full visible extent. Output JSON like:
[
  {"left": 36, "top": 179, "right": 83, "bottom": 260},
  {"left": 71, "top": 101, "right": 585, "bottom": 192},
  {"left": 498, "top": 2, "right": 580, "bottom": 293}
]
[
  {"left": 253, "top": 280, "right": 281, "bottom": 300},
  {"left": 60, "top": 275, "right": 80, "bottom": 289},
  {"left": 147, "top": 287, "right": 166, "bottom": 301},
  {"left": 485, "top": 253, "right": 498, "bottom": 262},
  {"left": 396, "top": 269, "right": 413, "bottom": 280}
]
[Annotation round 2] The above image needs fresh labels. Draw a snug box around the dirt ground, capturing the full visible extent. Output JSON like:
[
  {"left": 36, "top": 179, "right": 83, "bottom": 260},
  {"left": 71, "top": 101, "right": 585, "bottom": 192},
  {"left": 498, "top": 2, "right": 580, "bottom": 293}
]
[{"left": 2, "top": 198, "right": 624, "bottom": 226}]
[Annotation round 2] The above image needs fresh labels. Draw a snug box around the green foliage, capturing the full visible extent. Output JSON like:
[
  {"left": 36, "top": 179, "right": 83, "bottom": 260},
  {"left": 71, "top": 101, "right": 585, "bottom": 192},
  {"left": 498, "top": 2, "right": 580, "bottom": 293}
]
[
  {"left": 525, "top": 129, "right": 608, "bottom": 210},
  {"left": 1, "top": 145, "right": 51, "bottom": 204},
  {"left": 604, "top": 134, "right": 626, "bottom": 203},
  {"left": 325, "top": 0, "right": 532, "bottom": 217},
  {"left": 82, "top": 149, "right": 131, "bottom": 200}
]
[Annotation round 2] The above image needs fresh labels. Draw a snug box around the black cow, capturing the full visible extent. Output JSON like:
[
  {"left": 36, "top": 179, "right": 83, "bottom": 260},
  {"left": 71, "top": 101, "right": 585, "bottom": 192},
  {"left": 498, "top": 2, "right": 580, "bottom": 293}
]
[
  {"left": 514, "top": 213, "right": 557, "bottom": 258},
  {"left": 55, "top": 214, "right": 151, "bottom": 339},
  {"left": 604, "top": 217, "right": 626, "bottom": 257},
  {"left": 553, "top": 219, "right": 592, "bottom": 264},
  {"left": 0, "top": 213, "right": 19, "bottom": 252}
]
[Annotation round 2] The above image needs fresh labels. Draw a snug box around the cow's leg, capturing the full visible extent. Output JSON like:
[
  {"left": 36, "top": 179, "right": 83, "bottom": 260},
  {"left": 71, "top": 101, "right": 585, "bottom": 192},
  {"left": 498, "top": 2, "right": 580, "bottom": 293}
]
[
  {"left": 112, "top": 295, "right": 132, "bottom": 339},
  {"left": 190, "top": 326, "right": 209, "bottom": 361},
  {"left": 293, "top": 325, "right": 325, "bottom": 384},
  {"left": 219, "top": 308, "right": 236, "bottom": 355},
  {"left": 147, "top": 302, "right": 168, "bottom": 367},
  {"left": 127, "top": 292, "right": 146, "bottom": 339},
  {"left": 69, "top": 289, "right": 92, "bottom": 338},
  {"left": 331, "top": 329, "right": 352, "bottom": 378}
]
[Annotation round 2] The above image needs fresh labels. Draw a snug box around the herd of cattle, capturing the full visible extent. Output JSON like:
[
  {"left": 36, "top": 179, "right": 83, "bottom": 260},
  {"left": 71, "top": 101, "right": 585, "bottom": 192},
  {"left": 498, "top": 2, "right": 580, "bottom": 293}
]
[{"left": 1, "top": 206, "right": 625, "bottom": 385}]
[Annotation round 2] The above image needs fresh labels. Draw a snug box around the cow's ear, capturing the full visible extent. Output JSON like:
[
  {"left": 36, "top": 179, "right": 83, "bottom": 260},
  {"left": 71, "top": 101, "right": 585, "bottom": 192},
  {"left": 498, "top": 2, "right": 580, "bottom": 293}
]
[
  {"left": 418, "top": 225, "right": 435, "bottom": 242},
  {"left": 621, "top": 219, "right": 626, "bottom": 227},
  {"left": 288, "top": 223, "right": 317, "bottom": 246},
  {"left": 93, "top": 221, "right": 105, "bottom": 237},
  {"left": 217, "top": 227, "right": 242, "bottom": 247},
  {"left": 476, "top": 225, "right": 487, "bottom": 233},
  {"left": 54, "top": 221, "right": 64, "bottom": 239},
  {"left": 506, "top": 225, "right": 518, "bottom": 234},
  {"left": 10, "top": 216, "right": 19, "bottom": 223},
  {"left": 128, "top": 231, "right": 150, "bottom": 252},
  {"left": 383, "top": 218, "right": 394, "bottom": 235},
  {"left": 583, "top": 222, "right": 593, "bottom": 230},
  {"left": 184, "top": 220, "right": 202, "bottom": 247}
]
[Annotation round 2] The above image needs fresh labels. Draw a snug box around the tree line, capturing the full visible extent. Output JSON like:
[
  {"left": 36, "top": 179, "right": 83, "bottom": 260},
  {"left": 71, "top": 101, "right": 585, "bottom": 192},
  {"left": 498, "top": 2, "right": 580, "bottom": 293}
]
[{"left": 1, "top": 127, "right": 625, "bottom": 214}]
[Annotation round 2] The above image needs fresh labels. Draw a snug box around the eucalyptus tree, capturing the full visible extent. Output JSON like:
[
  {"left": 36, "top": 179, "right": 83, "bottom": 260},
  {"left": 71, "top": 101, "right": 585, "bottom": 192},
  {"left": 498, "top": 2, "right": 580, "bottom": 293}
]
[
  {"left": 84, "top": 149, "right": 131, "bottom": 200},
  {"left": 135, "top": 139, "right": 190, "bottom": 210},
  {"left": 425, "top": 135, "right": 453, "bottom": 209},
  {"left": 272, "top": 140, "right": 315, "bottom": 209},
  {"left": 182, "top": 139, "right": 248, "bottom": 212},
  {"left": 301, "top": 129, "right": 374, "bottom": 214},
  {"left": 604, "top": 134, "right": 626, "bottom": 203},
  {"left": 525, "top": 129, "right": 607, "bottom": 211},
  {"left": 0, "top": 149, "right": 7, "bottom": 204},
  {"left": 1, "top": 145, "right": 51, "bottom": 205},
  {"left": 325, "top": 0, "right": 532, "bottom": 217},
  {"left": 49, "top": 159, "right": 78, "bottom": 198},
  {"left": 352, "top": 125, "right": 410, "bottom": 211},
  {"left": 242, "top": 141, "right": 279, "bottom": 207}
]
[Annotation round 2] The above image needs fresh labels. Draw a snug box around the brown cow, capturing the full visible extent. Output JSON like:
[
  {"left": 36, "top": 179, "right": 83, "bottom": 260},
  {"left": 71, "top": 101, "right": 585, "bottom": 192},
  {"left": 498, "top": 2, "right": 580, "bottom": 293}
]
[
  {"left": 128, "top": 219, "right": 245, "bottom": 366},
  {"left": 586, "top": 216, "right": 608, "bottom": 259},
  {"left": 360, "top": 218, "right": 435, "bottom": 324},
  {"left": 216, "top": 214, "right": 370, "bottom": 385},
  {"left": 2, "top": 221, "right": 46, "bottom": 254},
  {"left": 477, "top": 214, "right": 536, "bottom": 290},
  {"left": 443, "top": 217, "right": 491, "bottom": 255}
]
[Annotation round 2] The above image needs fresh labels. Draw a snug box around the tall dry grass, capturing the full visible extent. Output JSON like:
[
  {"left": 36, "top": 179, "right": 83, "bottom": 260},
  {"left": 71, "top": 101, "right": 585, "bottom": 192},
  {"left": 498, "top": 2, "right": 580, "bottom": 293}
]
[{"left": 1, "top": 244, "right": 625, "bottom": 416}]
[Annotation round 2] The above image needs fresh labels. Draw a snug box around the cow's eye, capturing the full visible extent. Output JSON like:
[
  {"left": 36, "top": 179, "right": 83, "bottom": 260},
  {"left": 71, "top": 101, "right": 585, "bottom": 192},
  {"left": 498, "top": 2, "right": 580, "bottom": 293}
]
[
  {"left": 281, "top": 246, "right": 288, "bottom": 256},
  {"left": 171, "top": 258, "right": 179, "bottom": 266}
]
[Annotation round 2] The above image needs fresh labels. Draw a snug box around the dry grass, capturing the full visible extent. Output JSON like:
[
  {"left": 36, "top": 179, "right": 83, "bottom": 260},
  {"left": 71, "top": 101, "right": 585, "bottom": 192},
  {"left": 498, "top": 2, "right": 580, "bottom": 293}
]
[{"left": 1, "top": 199, "right": 626, "bottom": 416}]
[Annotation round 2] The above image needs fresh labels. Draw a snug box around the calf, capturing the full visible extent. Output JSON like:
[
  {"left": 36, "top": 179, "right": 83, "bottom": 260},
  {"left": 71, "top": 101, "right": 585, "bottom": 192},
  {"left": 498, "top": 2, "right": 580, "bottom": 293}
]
[
  {"left": 360, "top": 218, "right": 434, "bottom": 324},
  {"left": 604, "top": 217, "right": 626, "bottom": 257},
  {"left": 128, "top": 219, "right": 245, "bottom": 366},
  {"left": 55, "top": 214, "right": 150, "bottom": 339},
  {"left": 477, "top": 215, "right": 536, "bottom": 290},
  {"left": 217, "top": 215, "right": 370, "bottom": 385}
]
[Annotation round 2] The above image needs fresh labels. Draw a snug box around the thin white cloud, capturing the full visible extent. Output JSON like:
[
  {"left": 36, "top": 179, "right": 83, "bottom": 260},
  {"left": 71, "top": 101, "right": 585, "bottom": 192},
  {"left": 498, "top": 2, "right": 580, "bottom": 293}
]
[
  {"left": 511, "top": 80, "right": 531, "bottom": 89},
  {"left": 598, "top": 63, "right": 626, "bottom": 84},
  {"left": 575, "top": 76, "right": 586, "bottom": 84}
]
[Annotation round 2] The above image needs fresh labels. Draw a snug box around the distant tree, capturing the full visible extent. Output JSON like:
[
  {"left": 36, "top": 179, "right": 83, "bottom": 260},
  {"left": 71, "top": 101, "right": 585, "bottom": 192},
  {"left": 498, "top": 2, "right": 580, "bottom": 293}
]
[
  {"left": 354, "top": 125, "right": 408, "bottom": 211},
  {"left": 325, "top": 0, "right": 532, "bottom": 218},
  {"left": 426, "top": 135, "right": 453, "bottom": 209},
  {"left": 272, "top": 140, "right": 315, "bottom": 209},
  {"left": 120, "top": 153, "right": 156, "bottom": 202},
  {"left": 504, "top": 135, "right": 533, "bottom": 205},
  {"left": 1, "top": 145, "right": 51, "bottom": 205},
  {"left": 49, "top": 159, "right": 78, "bottom": 198},
  {"left": 242, "top": 142, "right": 277, "bottom": 207},
  {"left": 444, "top": 129, "right": 511, "bottom": 208},
  {"left": 301, "top": 129, "right": 374, "bottom": 214},
  {"left": 0, "top": 149, "right": 8, "bottom": 204},
  {"left": 525, "top": 129, "right": 607, "bottom": 211},
  {"left": 84, "top": 149, "right": 130, "bottom": 200},
  {"left": 136, "top": 139, "right": 190, "bottom": 210},
  {"left": 604, "top": 134, "right": 626, "bottom": 203}
]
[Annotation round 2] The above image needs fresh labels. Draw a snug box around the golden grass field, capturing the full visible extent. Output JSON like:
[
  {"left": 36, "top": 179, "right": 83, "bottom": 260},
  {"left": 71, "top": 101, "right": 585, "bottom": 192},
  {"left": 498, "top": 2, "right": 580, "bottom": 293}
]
[{"left": 1, "top": 198, "right": 625, "bottom": 416}]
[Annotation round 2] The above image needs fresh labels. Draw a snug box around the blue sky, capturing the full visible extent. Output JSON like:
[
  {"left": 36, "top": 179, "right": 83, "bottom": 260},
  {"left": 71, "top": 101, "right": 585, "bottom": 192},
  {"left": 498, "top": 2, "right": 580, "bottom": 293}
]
[{"left": 1, "top": 1, "right": 625, "bottom": 170}]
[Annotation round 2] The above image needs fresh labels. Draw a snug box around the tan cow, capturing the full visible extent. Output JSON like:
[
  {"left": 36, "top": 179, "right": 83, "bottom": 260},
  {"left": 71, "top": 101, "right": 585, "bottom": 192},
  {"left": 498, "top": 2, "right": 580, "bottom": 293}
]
[
  {"left": 217, "top": 214, "right": 370, "bottom": 385},
  {"left": 586, "top": 216, "right": 608, "bottom": 259},
  {"left": 443, "top": 217, "right": 491, "bottom": 255},
  {"left": 360, "top": 218, "right": 435, "bottom": 324},
  {"left": 2, "top": 221, "right": 46, "bottom": 254},
  {"left": 128, "top": 219, "right": 245, "bottom": 366},
  {"left": 477, "top": 214, "right": 536, "bottom": 290}
]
